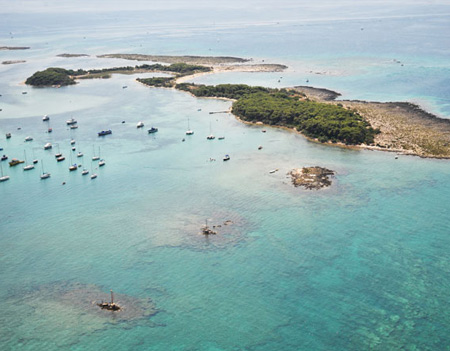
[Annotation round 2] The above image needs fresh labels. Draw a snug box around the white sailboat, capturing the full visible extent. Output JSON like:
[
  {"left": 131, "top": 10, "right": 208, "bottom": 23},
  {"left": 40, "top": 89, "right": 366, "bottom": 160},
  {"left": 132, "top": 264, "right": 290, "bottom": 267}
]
[
  {"left": 186, "top": 118, "right": 194, "bottom": 135},
  {"left": 23, "top": 150, "right": 35, "bottom": 171},
  {"left": 0, "top": 163, "right": 10, "bottom": 182},
  {"left": 206, "top": 121, "right": 215, "bottom": 140},
  {"left": 40, "top": 160, "right": 50, "bottom": 179},
  {"left": 55, "top": 144, "right": 62, "bottom": 158},
  {"left": 69, "top": 152, "right": 77, "bottom": 171},
  {"left": 92, "top": 145, "right": 100, "bottom": 161},
  {"left": 90, "top": 161, "right": 97, "bottom": 179}
]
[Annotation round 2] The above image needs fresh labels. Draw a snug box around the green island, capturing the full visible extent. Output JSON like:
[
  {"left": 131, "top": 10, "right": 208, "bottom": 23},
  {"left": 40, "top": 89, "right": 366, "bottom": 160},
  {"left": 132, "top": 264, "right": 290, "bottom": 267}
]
[
  {"left": 24, "top": 55, "right": 450, "bottom": 157},
  {"left": 172, "top": 83, "right": 378, "bottom": 145},
  {"left": 25, "top": 63, "right": 212, "bottom": 87}
]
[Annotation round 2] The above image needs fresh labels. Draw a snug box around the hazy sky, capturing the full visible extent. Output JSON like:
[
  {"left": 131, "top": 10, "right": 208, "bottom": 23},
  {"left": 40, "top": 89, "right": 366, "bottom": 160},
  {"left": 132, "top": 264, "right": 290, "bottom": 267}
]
[{"left": 1, "top": 0, "right": 449, "bottom": 14}]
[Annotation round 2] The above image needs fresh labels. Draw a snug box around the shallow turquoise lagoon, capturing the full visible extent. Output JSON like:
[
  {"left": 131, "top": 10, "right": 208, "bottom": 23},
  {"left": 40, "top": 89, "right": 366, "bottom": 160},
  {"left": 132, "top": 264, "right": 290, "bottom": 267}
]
[{"left": 1, "top": 1, "right": 450, "bottom": 350}]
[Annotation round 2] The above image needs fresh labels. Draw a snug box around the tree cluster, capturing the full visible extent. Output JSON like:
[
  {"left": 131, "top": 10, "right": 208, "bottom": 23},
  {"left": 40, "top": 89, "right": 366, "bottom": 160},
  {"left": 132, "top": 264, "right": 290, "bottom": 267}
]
[
  {"left": 136, "top": 77, "right": 174, "bottom": 88},
  {"left": 175, "top": 83, "right": 276, "bottom": 99},
  {"left": 232, "top": 92, "right": 379, "bottom": 144},
  {"left": 25, "top": 68, "right": 77, "bottom": 86}
]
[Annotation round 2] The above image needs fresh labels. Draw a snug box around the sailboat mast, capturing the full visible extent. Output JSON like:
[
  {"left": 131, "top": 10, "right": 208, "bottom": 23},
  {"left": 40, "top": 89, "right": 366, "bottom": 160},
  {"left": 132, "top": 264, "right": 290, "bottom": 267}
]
[{"left": 110, "top": 290, "right": 114, "bottom": 304}]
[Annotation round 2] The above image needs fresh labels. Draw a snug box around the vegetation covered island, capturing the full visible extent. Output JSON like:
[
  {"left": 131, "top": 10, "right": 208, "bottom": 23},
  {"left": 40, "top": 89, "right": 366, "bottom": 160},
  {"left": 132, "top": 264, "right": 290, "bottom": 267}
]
[
  {"left": 173, "top": 83, "right": 379, "bottom": 145},
  {"left": 25, "top": 63, "right": 212, "bottom": 87},
  {"left": 24, "top": 54, "right": 450, "bottom": 156}
]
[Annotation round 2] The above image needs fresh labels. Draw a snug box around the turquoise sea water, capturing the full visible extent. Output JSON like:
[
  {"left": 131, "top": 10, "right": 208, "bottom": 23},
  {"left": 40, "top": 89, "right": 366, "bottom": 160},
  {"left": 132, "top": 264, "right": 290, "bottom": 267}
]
[{"left": 1, "top": 1, "right": 450, "bottom": 350}]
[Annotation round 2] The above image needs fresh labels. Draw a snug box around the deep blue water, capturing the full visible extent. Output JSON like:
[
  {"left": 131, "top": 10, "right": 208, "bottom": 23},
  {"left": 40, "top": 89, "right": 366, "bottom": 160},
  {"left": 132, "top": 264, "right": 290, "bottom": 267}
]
[{"left": 1, "top": 1, "right": 450, "bottom": 350}]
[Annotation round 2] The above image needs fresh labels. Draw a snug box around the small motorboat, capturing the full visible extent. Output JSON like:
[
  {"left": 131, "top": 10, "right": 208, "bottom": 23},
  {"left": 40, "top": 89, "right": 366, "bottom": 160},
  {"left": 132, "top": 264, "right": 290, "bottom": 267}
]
[
  {"left": 206, "top": 135, "right": 215, "bottom": 140},
  {"left": 98, "top": 130, "right": 112, "bottom": 136},
  {"left": 42, "top": 115, "right": 50, "bottom": 121},
  {"left": 70, "top": 140, "right": 76, "bottom": 145},
  {"left": 258, "top": 146, "right": 263, "bottom": 150},
  {"left": 24, "top": 136, "right": 33, "bottom": 142},
  {"left": 137, "top": 121, "right": 144, "bottom": 128},
  {"left": 6, "top": 133, "right": 11, "bottom": 139},
  {"left": 44, "top": 143, "right": 52, "bottom": 150},
  {"left": 223, "top": 154, "right": 230, "bottom": 161},
  {"left": 77, "top": 152, "right": 83, "bottom": 157},
  {"left": 69, "top": 164, "right": 77, "bottom": 171},
  {"left": 262, "top": 129, "right": 267, "bottom": 133},
  {"left": 91, "top": 173, "right": 97, "bottom": 179},
  {"left": 1, "top": 155, "right": 8, "bottom": 161},
  {"left": 99, "top": 159, "right": 105, "bottom": 167},
  {"left": 148, "top": 127, "right": 158, "bottom": 134},
  {"left": 218, "top": 136, "right": 225, "bottom": 140},
  {"left": 66, "top": 118, "right": 77, "bottom": 125},
  {"left": 70, "top": 124, "right": 78, "bottom": 129},
  {"left": 81, "top": 168, "right": 89, "bottom": 175},
  {"left": 57, "top": 156, "right": 65, "bottom": 162},
  {"left": 48, "top": 128, "right": 53, "bottom": 133},
  {"left": 9, "top": 158, "right": 24, "bottom": 167},
  {"left": 269, "top": 169, "right": 279, "bottom": 174}
]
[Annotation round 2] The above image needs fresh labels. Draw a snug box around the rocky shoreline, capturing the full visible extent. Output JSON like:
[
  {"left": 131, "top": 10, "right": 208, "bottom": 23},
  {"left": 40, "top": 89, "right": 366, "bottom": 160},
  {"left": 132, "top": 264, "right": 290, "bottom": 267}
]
[{"left": 292, "top": 86, "right": 450, "bottom": 158}]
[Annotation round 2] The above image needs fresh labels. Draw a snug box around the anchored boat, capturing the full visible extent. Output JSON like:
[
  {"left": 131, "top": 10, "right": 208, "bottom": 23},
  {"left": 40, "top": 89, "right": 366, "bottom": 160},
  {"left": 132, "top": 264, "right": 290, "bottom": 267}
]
[{"left": 98, "top": 130, "right": 112, "bottom": 136}]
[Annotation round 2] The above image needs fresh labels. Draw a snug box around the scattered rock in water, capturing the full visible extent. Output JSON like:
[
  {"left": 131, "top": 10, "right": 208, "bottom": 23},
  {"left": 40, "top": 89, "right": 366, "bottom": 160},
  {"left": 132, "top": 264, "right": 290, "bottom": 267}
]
[
  {"left": 202, "top": 226, "right": 217, "bottom": 235},
  {"left": 201, "top": 219, "right": 233, "bottom": 235},
  {"left": 288, "top": 166, "right": 335, "bottom": 190}
]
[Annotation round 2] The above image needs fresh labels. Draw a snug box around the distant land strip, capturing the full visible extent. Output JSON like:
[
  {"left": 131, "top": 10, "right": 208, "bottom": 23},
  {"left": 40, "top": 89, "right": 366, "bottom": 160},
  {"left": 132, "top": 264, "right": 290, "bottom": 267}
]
[
  {"left": 2, "top": 60, "right": 26, "bottom": 65},
  {"left": 97, "top": 53, "right": 249, "bottom": 65},
  {"left": 0, "top": 46, "right": 30, "bottom": 50},
  {"left": 57, "top": 53, "right": 90, "bottom": 58}
]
